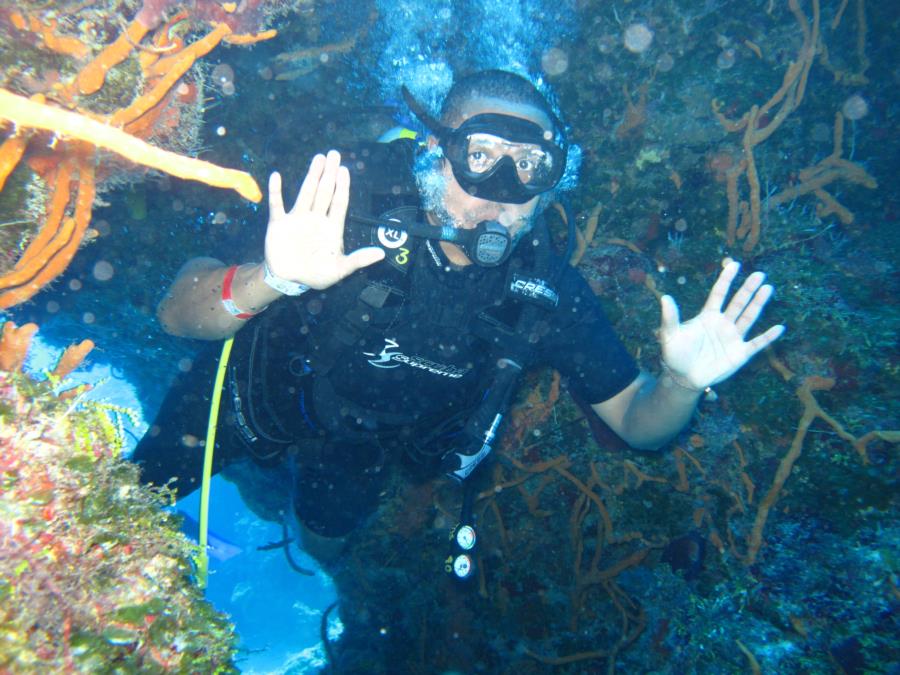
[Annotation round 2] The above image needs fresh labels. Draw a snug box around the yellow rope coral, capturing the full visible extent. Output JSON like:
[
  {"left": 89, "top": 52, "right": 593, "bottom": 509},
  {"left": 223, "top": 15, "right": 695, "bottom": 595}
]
[{"left": 0, "top": 89, "right": 262, "bottom": 202}]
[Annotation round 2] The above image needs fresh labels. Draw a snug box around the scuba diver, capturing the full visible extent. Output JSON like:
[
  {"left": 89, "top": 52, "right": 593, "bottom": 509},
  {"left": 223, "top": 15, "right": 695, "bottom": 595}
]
[{"left": 133, "top": 69, "right": 784, "bottom": 562}]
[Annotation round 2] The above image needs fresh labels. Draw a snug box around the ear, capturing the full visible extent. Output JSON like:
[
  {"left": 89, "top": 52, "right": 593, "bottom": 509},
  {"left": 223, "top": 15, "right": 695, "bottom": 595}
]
[{"left": 427, "top": 135, "right": 439, "bottom": 150}]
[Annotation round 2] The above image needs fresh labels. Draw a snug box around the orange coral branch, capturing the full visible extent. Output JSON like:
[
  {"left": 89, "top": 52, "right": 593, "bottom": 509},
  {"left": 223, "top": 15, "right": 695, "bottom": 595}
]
[
  {"left": 739, "top": 376, "right": 899, "bottom": 565},
  {"left": 36, "top": 17, "right": 91, "bottom": 59},
  {"left": 853, "top": 431, "right": 900, "bottom": 462},
  {"left": 672, "top": 446, "right": 705, "bottom": 492},
  {"left": 768, "top": 112, "right": 876, "bottom": 221},
  {"left": 0, "top": 321, "right": 39, "bottom": 372},
  {"left": 13, "top": 160, "right": 74, "bottom": 273},
  {"left": 615, "top": 83, "right": 648, "bottom": 139},
  {"left": 819, "top": 0, "right": 869, "bottom": 85},
  {"left": 117, "top": 23, "right": 232, "bottom": 126},
  {"left": 224, "top": 29, "right": 278, "bottom": 45},
  {"left": 714, "top": 0, "right": 820, "bottom": 252},
  {"left": 617, "top": 459, "right": 667, "bottom": 492},
  {"left": 724, "top": 159, "right": 747, "bottom": 246},
  {"left": 1, "top": 217, "right": 74, "bottom": 294},
  {"left": 570, "top": 202, "right": 601, "bottom": 266},
  {"left": 51, "top": 339, "right": 95, "bottom": 379},
  {"left": 0, "top": 160, "right": 95, "bottom": 308},
  {"left": 9, "top": 13, "right": 90, "bottom": 59},
  {"left": 0, "top": 9, "right": 284, "bottom": 310},
  {"left": 0, "top": 88, "right": 262, "bottom": 203},
  {"left": 0, "top": 132, "right": 30, "bottom": 191},
  {"left": 75, "top": 19, "right": 151, "bottom": 95}
]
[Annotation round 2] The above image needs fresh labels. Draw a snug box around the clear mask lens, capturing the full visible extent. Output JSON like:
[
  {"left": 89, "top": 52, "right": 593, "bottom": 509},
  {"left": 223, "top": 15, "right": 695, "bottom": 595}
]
[{"left": 464, "top": 133, "right": 555, "bottom": 187}]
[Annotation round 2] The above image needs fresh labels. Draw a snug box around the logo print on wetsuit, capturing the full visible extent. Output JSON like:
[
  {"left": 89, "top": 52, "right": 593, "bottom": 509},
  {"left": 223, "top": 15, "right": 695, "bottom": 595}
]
[
  {"left": 362, "top": 338, "right": 470, "bottom": 379},
  {"left": 364, "top": 338, "right": 402, "bottom": 368}
]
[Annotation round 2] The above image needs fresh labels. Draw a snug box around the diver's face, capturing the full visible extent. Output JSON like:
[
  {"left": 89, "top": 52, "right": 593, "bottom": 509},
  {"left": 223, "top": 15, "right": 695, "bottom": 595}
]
[{"left": 431, "top": 97, "right": 553, "bottom": 265}]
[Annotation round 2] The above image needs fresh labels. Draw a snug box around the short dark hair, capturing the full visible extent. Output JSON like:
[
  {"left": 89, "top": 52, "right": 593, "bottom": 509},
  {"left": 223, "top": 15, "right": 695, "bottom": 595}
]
[{"left": 439, "top": 70, "right": 556, "bottom": 127}]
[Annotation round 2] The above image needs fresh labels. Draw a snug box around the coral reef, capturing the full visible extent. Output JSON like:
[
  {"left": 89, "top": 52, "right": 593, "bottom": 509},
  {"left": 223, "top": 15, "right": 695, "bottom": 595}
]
[
  {"left": 0, "top": 320, "right": 237, "bottom": 671},
  {"left": 1, "top": 0, "right": 895, "bottom": 672},
  {"left": 281, "top": 1, "right": 899, "bottom": 672},
  {"left": 0, "top": 0, "right": 285, "bottom": 308}
]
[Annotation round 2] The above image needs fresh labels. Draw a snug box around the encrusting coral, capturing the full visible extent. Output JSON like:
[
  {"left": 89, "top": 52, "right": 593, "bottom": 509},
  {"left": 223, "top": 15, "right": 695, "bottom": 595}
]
[{"left": 0, "top": 320, "right": 237, "bottom": 671}]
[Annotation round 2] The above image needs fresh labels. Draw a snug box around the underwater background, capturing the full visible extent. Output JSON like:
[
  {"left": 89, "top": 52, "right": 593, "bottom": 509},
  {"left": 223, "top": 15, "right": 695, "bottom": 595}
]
[{"left": 0, "top": 0, "right": 897, "bottom": 672}]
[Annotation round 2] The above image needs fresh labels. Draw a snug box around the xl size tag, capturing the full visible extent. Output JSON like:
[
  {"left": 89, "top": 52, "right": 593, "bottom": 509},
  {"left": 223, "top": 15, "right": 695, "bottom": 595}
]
[
  {"left": 376, "top": 224, "right": 408, "bottom": 249},
  {"left": 373, "top": 206, "right": 419, "bottom": 273}
]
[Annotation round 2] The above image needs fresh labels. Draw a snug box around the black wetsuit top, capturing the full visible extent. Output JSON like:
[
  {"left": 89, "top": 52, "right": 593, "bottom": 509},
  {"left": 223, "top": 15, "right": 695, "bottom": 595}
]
[{"left": 310, "top": 236, "right": 638, "bottom": 423}]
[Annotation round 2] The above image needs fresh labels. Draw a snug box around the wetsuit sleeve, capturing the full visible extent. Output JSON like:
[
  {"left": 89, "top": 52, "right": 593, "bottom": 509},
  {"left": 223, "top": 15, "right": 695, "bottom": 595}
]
[{"left": 535, "top": 266, "right": 640, "bottom": 404}]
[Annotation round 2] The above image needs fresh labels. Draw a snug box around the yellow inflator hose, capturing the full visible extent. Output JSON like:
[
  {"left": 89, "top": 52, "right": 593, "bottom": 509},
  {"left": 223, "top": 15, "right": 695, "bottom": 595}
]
[{"left": 197, "top": 336, "right": 234, "bottom": 589}]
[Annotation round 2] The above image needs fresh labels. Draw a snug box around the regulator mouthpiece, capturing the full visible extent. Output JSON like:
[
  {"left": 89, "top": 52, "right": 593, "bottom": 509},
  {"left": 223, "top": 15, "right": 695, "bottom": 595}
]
[{"left": 452, "top": 220, "right": 512, "bottom": 267}]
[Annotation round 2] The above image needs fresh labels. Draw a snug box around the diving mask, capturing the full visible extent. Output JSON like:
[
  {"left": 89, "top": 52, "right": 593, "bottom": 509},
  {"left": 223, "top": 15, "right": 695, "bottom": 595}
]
[{"left": 402, "top": 87, "right": 568, "bottom": 204}]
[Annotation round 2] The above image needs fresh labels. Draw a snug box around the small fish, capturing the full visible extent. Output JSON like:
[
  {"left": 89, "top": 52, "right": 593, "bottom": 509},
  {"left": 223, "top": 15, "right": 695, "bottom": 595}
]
[{"left": 176, "top": 510, "right": 243, "bottom": 562}]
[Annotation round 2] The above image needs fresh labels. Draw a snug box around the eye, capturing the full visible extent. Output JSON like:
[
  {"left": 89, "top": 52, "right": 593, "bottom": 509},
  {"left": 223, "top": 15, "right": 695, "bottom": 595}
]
[
  {"left": 516, "top": 158, "right": 535, "bottom": 172},
  {"left": 467, "top": 151, "right": 492, "bottom": 172}
]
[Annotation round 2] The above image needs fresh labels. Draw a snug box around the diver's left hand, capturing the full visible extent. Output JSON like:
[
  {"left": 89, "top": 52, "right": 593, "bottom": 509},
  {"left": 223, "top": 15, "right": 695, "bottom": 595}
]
[{"left": 658, "top": 260, "right": 785, "bottom": 391}]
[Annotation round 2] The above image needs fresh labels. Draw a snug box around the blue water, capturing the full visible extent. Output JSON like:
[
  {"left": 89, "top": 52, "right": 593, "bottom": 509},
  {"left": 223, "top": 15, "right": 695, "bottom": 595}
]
[{"left": 178, "top": 479, "right": 338, "bottom": 674}]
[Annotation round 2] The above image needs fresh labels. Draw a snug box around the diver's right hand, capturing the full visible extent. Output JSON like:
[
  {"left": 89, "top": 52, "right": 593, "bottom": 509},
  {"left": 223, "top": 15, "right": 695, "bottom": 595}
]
[{"left": 264, "top": 151, "right": 385, "bottom": 291}]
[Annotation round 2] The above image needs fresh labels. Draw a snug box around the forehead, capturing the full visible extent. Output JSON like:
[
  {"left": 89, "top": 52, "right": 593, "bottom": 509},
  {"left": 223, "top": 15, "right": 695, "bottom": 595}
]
[{"left": 456, "top": 96, "right": 553, "bottom": 131}]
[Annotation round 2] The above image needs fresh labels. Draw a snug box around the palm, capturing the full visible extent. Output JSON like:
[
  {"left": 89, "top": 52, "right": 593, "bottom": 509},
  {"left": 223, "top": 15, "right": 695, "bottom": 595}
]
[
  {"left": 264, "top": 151, "right": 383, "bottom": 290},
  {"left": 267, "top": 209, "right": 336, "bottom": 278},
  {"left": 659, "top": 261, "right": 785, "bottom": 390}
]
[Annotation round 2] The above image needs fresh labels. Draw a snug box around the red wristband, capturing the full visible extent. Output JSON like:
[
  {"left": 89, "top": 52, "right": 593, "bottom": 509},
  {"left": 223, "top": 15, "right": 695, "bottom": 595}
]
[{"left": 221, "top": 265, "right": 257, "bottom": 320}]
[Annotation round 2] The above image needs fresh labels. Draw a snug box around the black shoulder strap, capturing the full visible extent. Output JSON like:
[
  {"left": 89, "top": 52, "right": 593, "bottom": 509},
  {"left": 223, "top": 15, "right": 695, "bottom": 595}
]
[
  {"left": 469, "top": 214, "right": 562, "bottom": 363},
  {"left": 302, "top": 138, "right": 424, "bottom": 369}
]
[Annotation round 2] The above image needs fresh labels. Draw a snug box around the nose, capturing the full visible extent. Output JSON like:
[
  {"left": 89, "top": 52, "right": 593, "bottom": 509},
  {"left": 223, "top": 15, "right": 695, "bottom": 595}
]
[{"left": 465, "top": 200, "right": 502, "bottom": 225}]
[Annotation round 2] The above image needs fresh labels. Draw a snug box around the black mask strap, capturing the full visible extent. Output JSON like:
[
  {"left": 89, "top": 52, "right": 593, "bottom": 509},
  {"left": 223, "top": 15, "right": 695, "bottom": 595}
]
[{"left": 401, "top": 86, "right": 447, "bottom": 137}]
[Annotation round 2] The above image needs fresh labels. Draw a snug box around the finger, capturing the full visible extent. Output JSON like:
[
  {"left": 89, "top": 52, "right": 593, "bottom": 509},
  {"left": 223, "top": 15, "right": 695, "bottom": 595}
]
[
  {"left": 724, "top": 271, "right": 766, "bottom": 322},
  {"left": 328, "top": 165, "right": 350, "bottom": 224},
  {"left": 659, "top": 294, "right": 681, "bottom": 338},
  {"left": 268, "top": 172, "right": 284, "bottom": 219},
  {"left": 338, "top": 246, "right": 385, "bottom": 277},
  {"left": 735, "top": 283, "right": 773, "bottom": 336},
  {"left": 702, "top": 260, "right": 740, "bottom": 313},
  {"left": 312, "top": 150, "right": 341, "bottom": 215},
  {"left": 293, "top": 153, "right": 326, "bottom": 213},
  {"left": 745, "top": 324, "right": 786, "bottom": 357}
]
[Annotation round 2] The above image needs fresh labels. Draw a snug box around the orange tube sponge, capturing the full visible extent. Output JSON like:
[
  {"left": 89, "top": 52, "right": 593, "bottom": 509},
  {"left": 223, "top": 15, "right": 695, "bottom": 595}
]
[
  {"left": 76, "top": 19, "right": 151, "bottom": 95},
  {"left": 116, "top": 22, "right": 232, "bottom": 127},
  {"left": 51, "top": 339, "right": 95, "bottom": 379},
  {"left": 224, "top": 29, "right": 278, "bottom": 45},
  {"left": 0, "top": 161, "right": 95, "bottom": 308},
  {"left": 0, "top": 133, "right": 29, "bottom": 191},
  {"left": 0, "top": 321, "right": 38, "bottom": 372},
  {"left": 33, "top": 16, "right": 91, "bottom": 59},
  {"left": 0, "top": 89, "right": 262, "bottom": 202},
  {"left": 13, "top": 160, "right": 74, "bottom": 272}
]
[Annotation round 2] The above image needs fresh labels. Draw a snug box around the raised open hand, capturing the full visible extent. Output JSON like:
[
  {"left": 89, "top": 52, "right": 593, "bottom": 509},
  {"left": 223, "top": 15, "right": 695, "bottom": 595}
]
[
  {"left": 264, "top": 150, "right": 384, "bottom": 291},
  {"left": 658, "top": 260, "right": 785, "bottom": 391}
]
